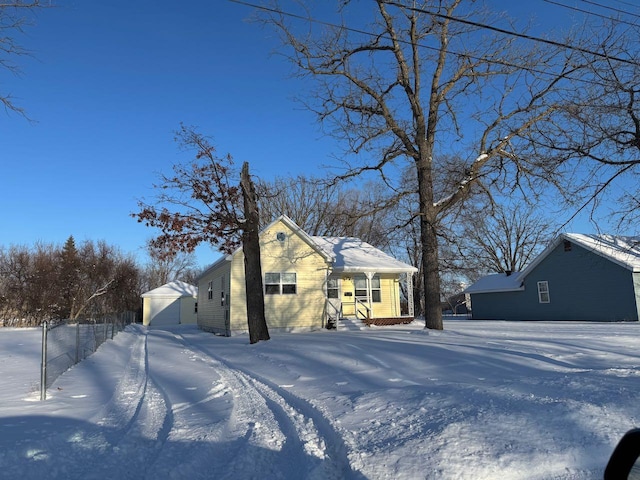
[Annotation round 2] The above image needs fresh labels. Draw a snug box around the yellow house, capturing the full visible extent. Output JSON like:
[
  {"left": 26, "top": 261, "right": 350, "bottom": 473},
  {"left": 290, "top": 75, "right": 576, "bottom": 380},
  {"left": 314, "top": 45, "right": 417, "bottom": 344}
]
[{"left": 196, "top": 215, "right": 417, "bottom": 336}]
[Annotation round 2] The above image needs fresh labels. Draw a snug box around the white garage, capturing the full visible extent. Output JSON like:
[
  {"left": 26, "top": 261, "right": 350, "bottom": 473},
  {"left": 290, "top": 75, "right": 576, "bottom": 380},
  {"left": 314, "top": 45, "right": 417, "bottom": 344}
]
[{"left": 141, "top": 280, "right": 198, "bottom": 326}]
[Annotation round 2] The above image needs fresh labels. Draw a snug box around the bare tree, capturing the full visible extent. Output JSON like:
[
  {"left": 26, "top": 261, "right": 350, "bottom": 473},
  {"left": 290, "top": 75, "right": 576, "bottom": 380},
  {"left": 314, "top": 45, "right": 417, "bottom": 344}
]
[
  {"left": 263, "top": 0, "right": 586, "bottom": 329},
  {"left": 67, "top": 240, "right": 139, "bottom": 320},
  {"left": 0, "top": 1, "right": 49, "bottom": 116},
  {"left": 142, "top": 240, "right": 198, "bottom": 291},
  {"left": 457, "top": 203, "right": 555, "bottom": 277},
  {"left": 539, "top": 20, "right": 640, "bottom": 231},
  {"left": 258, "top": 174, "right": 396, "bottom": 247},
  {"left": 240, "top": 162, "right": 269, "bottom": 343},
  {"left": 0, "top": 238, "right": 140, "bottom": 325},
  {"left": 133, "top": 125, "right": 270, "bottom": 343},
  {"left": 258, "top": 175, "right": 343, "bottom": 235}
]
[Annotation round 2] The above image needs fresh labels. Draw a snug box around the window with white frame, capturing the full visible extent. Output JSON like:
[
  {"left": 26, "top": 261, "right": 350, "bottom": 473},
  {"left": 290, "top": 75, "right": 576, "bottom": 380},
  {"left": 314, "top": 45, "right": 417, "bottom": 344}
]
[
  {"left": 537, "top": 281, "right": 550, "bottom": 303},
  {"left": 207, "top": 281, "right": 213, "bottom": 300},
  {"left": 265, "top": 272, "right": 297, "bottom": 295},
  {"left": 371, "top": 276, "right": 381, "bottom": 302},
  {"left": 354, "top": 275, "right": 381, "bottom": 302},
  {"left": 327, "top": 277, "right": 340, "bottom": 299}
]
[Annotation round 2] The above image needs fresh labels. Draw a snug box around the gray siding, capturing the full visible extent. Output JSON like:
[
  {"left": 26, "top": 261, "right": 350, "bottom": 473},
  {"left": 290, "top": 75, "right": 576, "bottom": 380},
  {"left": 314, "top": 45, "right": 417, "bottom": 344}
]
[{"left": 471, "top": 241, "right": 638, "bottom": 321}]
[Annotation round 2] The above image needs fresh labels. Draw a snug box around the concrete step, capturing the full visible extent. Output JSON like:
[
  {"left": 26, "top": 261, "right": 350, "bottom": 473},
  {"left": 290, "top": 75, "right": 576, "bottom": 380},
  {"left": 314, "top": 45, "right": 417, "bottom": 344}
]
[{"left": 337, "top": 316, "right": 367, "bottom": 331}]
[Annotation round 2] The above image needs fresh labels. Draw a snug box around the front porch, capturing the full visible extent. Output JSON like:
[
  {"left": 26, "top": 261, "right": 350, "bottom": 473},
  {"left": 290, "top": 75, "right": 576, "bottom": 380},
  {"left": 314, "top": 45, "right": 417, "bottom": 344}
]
[{"left": 325, "top": 271, "right": 415, "bottom": 329}]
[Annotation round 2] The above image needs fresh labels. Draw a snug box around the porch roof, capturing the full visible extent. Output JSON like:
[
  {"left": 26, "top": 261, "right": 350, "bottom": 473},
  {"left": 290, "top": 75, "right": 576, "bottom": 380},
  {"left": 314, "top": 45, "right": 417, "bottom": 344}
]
[{"left": 312, "top": 236, "right": 418, "bottom": 274}]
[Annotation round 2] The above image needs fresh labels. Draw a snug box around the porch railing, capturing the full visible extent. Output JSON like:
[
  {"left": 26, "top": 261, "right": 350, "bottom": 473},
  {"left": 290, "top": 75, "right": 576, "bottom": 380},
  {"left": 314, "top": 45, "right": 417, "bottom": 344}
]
[
  {"left": 354, "top": 297, "right": 371, "bottom": 321},
  {"left": 325, "top": 300, "right": 343, "bottom": 329}
]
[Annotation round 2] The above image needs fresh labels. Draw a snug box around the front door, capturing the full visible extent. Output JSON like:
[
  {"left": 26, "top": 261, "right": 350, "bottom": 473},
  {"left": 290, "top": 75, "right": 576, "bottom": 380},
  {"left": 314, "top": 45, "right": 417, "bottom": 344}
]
[{"left": 340, "top": 276, "right": 355, "bottom": 316}]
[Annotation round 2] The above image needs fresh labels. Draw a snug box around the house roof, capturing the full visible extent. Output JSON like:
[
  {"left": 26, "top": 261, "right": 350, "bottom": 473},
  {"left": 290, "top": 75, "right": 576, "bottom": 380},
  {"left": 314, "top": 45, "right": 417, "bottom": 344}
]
[
  {"left": 312, "top": 236, "right": 418, "bottom": 274},
  {"left": 141, "top": 280, "right": 198, "bottom": 298},
  {"left": 196, "top": 215, "right": 417, "bottom": 279},
  {"left": 463, "top": 272, "right": 524, "bottom": 294},
  {"left": 542, "top": 233, "right": 640, "bottom": 273},
  {"left": 267, "top": 215, "right": 335, "bottom": 263},
  {"left": 465, "top": 233, "right": 640, "bottom": 295}
]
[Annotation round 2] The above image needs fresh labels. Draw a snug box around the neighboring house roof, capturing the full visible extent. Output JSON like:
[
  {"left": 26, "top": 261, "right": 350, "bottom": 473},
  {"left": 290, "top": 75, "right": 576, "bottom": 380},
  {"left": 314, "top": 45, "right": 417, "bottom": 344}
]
[
  {"left": 534, "top": 233, "right": 640, "bottom": 273},
  {"left": 141, "top": 280, "right": 198, "bottom": 298},
  {"left": 312, "top": 236, "right": 418, "bottom": 274},
  {"left": 465, "top": 233, "right": 640, "bottom": 294},
  {"left": 463, "top": 272, "right": 524, "bottom": 294}
]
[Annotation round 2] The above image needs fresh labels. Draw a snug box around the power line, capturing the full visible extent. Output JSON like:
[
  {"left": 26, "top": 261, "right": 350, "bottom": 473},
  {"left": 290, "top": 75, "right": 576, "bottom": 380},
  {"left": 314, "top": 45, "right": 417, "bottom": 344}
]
[
  {"left": 578, "top": 0, "right": 640, "bottom": 19},
  {"left": 610, "top": 0, "right": 640, "bottom": 12},
  {"left": 381, "top": 1, "right": 639, "bottom": 66},
  {"left": 229, "top": 0, "right": 576, "bottom": 78},
  {"left": 227, "top": 0, "right": 639, "bottom": 87},
  {"left": 543, "top": 0, "right": 640, "bottom": 27}
]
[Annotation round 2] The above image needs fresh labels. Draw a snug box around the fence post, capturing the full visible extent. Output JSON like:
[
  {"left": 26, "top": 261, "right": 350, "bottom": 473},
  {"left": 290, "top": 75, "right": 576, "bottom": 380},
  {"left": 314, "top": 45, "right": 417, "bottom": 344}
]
[
  {"left": 40, "top": 321, "right": 48, "bottom": 401},
  {"left": 75, "top": 320, "right": 80, "bottom": 363}
]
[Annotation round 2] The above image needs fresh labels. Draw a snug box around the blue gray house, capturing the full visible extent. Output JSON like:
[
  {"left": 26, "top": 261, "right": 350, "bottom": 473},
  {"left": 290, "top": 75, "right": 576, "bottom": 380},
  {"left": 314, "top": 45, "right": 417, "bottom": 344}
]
[{"left": 465, "top": 234, "right": 640, "bottom": 321}]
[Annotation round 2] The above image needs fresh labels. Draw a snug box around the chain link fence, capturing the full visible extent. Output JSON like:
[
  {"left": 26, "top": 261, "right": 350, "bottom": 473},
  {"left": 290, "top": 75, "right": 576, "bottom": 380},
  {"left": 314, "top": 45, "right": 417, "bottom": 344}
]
[{"left": 40, "top": 311, "right": 137, "bottom": 400}]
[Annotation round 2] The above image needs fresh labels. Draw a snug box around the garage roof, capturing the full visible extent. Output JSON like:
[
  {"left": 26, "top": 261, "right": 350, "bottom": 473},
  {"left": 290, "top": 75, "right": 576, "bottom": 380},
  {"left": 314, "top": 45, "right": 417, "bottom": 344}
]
[{"left": 141, "top": 280, "right": 198, "bottom": 298}]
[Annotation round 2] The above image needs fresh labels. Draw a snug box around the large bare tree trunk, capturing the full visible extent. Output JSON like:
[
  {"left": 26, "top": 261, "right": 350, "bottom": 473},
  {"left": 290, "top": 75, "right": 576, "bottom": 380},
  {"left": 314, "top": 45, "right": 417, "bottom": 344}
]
[
  {"left": 240, "top": 162, "right": 270, "bottom": 344},
  {"left": 421, "top": 217, "right": 443, "bottom": 330},
  {"left": 418, "top": 152, "right": 443, "bottom": 330}
]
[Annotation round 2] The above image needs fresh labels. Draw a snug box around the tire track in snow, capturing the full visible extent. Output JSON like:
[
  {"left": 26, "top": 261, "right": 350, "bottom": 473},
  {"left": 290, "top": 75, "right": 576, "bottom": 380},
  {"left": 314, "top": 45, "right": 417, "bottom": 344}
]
[
  {"left": 75, "top": 329, "right": 173, "bottom": 480},
  {"left": 176, "top": 333, "right": 363, "bottom": 480}
]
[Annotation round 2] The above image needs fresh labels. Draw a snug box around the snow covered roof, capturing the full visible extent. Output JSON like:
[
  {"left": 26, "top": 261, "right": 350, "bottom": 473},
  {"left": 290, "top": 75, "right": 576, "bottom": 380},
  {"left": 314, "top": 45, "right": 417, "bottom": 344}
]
[
  {"left": 141, "top": 280, "right": 198, "bottom": 298},
  {"left": 267, "top": 215, "right": 334, "bottom": 263},
  {"left": 463, "top": 272, "right": 524, "bottom": 294},
  {"left": 555, "top": 233, "right": 640, "bottom": 272},
  {"left": 196, "top": 215, "right": 417, "bottom": 278},
  {"left": 465, "top": 233, "right": 640, "bottom": 295},
  {"left": 312, "top": 236, "right": 418, "bottom": 274}
]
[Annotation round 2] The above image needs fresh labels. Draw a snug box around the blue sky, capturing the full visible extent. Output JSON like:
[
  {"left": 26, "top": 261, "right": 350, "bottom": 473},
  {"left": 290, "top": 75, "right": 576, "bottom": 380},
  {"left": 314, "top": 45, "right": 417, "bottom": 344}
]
[{"left": 0, "top": 0, "right": 628, "bottom": 268}]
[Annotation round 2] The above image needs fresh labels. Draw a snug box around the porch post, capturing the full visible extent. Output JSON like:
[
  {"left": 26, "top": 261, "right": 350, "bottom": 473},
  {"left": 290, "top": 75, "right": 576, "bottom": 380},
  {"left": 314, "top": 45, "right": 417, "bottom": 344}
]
[
  {"left": 365, "top": 272, "right": 375, "bottom": 319},
  {"left": 406, "top": 272, "right": 414, "bottom": 317}
]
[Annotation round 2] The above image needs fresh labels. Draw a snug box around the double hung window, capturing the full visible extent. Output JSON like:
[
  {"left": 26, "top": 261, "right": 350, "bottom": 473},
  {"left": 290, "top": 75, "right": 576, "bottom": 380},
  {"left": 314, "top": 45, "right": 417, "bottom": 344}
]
[
  {"left": 537, "top": 281, "right": 550, "bottom": 303},
  {"left": 327, "top": 277, "right": 340, "bottom": 299},
  {"left": 354, "top": 275, "right": 381, "bottom": 302},
  {"left": 265, "top": 272, "right": 297, "bottom": 295}
]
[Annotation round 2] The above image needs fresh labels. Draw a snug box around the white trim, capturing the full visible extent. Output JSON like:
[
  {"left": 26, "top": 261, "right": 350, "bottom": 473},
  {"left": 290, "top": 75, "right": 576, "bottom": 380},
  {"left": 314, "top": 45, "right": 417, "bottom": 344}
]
[{"left": 537, "top": 281, "right": 550, "bottom": 303}]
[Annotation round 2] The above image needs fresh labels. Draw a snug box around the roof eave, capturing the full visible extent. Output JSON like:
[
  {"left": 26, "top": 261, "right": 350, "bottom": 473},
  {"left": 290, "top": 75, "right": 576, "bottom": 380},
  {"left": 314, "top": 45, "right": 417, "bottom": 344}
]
[
  {"left": 465, "top": 286, "right": 525, "bottom": 295},
  {"left": 332, "top": 266, "right": 418, "bottom": 274},
  {"left": 196, "top": 254, "right": 233, "bottom": 281}
]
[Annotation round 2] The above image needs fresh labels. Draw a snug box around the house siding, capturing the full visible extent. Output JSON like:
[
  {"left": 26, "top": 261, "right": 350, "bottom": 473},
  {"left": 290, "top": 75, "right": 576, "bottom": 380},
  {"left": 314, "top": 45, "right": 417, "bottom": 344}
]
[
  {"left": 197, "top": 261, "right": 232, "bottom": 335},
  {"left": 371, "top": 275, "right": 400, "bottom": 318},
  {"left": 225, "top": 219, "right": 331, "bottom": 333},
  {"left": 471, "top": 241, "right": 639, "bottom": 321}
]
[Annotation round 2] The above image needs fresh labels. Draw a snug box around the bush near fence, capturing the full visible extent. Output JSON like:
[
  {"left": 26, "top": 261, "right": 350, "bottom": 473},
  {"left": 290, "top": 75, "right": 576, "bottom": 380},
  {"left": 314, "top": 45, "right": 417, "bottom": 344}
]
[{"left": 40, "top": 311, "right": 137, "bottom": 400}]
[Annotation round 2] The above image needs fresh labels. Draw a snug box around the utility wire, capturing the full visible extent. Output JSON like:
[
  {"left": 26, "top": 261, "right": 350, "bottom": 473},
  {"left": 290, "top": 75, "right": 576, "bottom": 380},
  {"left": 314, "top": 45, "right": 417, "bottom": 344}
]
[
  {"left": 578, "top": 0, "right": 640, "bottom": 19},
  {"left": 381, "top": 0, "right": 639, "bottom": 66},
  {"left": 543, "top": 0, "right": 639, "bottom": 27},
  {"left": 610, "top": 0, "right": 640, "bottom": 12},
  {"left": 228, "top": 0, "right": 639, "bottom": 86}
]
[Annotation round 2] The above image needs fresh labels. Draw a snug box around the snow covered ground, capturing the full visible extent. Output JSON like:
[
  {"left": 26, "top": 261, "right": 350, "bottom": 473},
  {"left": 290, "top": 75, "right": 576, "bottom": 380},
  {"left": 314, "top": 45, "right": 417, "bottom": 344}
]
[{"left": 0, "top": 318, "right": 638, "bottom": 479}]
